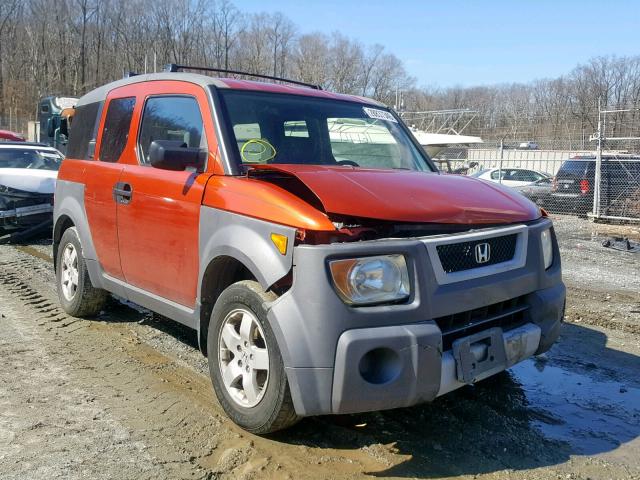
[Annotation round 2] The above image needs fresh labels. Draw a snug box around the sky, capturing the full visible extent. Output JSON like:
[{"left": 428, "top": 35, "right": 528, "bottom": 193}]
[{"left": 238, "top": 0, "right": 640, "bottom": 88}]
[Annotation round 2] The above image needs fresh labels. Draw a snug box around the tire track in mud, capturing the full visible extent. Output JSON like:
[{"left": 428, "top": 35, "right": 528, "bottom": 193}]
[
  {"left": 0, "top": 287, "right": 156, "bottom": 480},
  {"left": 0, "top": 249, "right": 392, "bottom": 479}
]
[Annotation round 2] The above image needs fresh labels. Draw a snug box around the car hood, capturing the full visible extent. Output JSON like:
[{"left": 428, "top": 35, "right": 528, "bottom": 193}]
[
  {"left": 250, "top": 165, "right": 541, "bottom": 224},
  {"left": 0, "top": 168, "right": 58, "bottom": 194}
]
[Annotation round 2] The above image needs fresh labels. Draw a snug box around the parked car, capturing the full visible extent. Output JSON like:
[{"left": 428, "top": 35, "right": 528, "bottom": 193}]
[
  {"left": 471, "top": 167, "right": 550, "bottom": 187},
  {"left": 0, "top": 129, "right": 25, "bottom": 142},
  {"left": 550, "top": 156, "right": 640, "bottom": 216},
  {"left": 513, "top": 177, "right": 553, "bottom": 206},
  {"left": 518, "top": 141, "right": 539, "bottom": 150},
  {"left": 53, "top": 68, "right": 565, "bottom": 434},
  {"left": 0, "top": 142, "right": 63, "bottom": 239}
]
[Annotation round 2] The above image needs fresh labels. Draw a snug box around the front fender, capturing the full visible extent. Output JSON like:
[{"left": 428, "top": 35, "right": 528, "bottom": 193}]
[{"left": 198, "top": 206, "right": 296, "bottom": 295}]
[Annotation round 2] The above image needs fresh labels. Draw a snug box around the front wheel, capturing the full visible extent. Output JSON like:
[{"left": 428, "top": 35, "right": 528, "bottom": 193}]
[{"left": 207, "top": 280, "right": 299, "bottom": 434}]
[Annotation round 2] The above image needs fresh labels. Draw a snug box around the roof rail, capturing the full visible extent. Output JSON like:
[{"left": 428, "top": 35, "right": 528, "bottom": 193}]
[{"left": 164, "top": 63, "right": 322, "bottom": 90}]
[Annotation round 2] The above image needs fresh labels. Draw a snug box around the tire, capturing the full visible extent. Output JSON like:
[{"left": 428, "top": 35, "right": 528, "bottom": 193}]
[
  {"left": 56, "top": 226, "right": 108, "bottom": 317},
  {"left": 207, "top": 280, "right": 299, "bottom": 434}
]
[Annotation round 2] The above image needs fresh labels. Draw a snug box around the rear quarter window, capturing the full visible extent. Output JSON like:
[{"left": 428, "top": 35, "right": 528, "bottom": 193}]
[
  {"left": 558, "top": 161, "right": 591, "bottom": 177},
  {"left": 66, "top": 101, "right": 103, "bottom": 160}
]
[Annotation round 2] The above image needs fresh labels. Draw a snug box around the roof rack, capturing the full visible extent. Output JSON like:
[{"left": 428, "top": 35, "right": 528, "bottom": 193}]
[{"left": 164, "top": 63, "right": 322, "bottom": 90}]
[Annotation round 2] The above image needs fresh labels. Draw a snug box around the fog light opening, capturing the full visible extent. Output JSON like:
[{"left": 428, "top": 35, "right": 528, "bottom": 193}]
[{"left": 358, "top": 348, "right": 402, "bottom": 385}]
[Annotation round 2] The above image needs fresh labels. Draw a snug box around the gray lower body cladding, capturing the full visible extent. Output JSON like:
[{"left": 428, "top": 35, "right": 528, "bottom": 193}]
[{"left": 267, "top": 217, "right": 565, "bottom": 416}]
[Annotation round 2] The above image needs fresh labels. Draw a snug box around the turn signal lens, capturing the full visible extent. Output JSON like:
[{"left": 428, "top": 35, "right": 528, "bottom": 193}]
[
  {"left": 541, "top": 229, "right": 553, "bottom": 270},
  {"left": 329, "top": 255, "right": 410, "bottom": 306},
  {"left": 270, "top": 233, "right": 288, "bottom": 255}
]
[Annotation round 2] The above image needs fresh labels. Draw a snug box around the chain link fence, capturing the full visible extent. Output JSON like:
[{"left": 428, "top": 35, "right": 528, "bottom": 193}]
[
  {"left": 411, "top": 102, "right": 640, "bottom": 223},
  {"left": 431, "top": 141, "right": 640, "bottom": 223}
]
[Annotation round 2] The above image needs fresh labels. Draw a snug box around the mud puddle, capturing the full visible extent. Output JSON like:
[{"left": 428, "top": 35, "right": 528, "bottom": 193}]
[{"left": 511, "top": 358, "right": 640, "bottom": 455}]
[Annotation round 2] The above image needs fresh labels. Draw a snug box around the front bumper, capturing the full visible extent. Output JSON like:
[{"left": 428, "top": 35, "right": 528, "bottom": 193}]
[
  {"left": 0, "top": 190, "right": 54, "bottom": 233},
  {"left": 549, "top": 192, "right": 592, "bottom": 214},
  {"left": 267, "top": 218, "right": 565, "bottom": 416}
]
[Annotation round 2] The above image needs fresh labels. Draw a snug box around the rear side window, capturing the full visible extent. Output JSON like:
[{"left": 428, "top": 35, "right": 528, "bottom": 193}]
[
  {"left": 67, "top": 101, "right": 102, "bottom": 160},
  {"left": 137, "top": 96, "right": 206, "bottom": 165},
  {"left": 99, "top": 97, "right": 135, "bottom": 163},
  {"left": 558, "top": 161, "right": 590, "bottom": 177}
]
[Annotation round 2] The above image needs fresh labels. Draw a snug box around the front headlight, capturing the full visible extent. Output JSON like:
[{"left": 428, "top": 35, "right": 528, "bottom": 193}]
[
  {"left": 329, "top": 254, "right": 410, "bottom": 306},
  {"left": 541, "top": 228, "right": 553, "bottom": 269}
]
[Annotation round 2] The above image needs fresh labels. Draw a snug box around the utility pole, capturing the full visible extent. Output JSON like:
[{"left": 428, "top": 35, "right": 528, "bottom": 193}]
[{"left": 592, "top": 98, "right": 603, "bottom": 218}]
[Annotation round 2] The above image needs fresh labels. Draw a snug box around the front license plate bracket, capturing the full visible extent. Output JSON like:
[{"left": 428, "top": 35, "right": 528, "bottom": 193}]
[{"left": 452, "top": 327, "right": 507, "bottom": 384}]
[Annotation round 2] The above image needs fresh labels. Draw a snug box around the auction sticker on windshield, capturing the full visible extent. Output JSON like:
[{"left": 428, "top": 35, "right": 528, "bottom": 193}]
[{"left": 363, "top": 107, "right": 397, "bottom": 123}]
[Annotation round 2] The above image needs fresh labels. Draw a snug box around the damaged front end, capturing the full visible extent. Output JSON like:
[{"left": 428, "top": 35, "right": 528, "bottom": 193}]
[{"left": 0, "top": 185, "right": 54, "bottom": 243}]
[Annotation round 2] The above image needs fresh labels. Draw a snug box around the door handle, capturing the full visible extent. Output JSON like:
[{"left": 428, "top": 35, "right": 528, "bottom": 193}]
[{"left": 113, "top": 182, "right": 133, "bottom": 204}]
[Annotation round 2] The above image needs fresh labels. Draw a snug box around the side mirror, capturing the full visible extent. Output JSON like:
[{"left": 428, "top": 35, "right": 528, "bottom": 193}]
[
  {"left": 148, "top": 140, "right": 204, "bottom": 171},
  {"left": 46, "top": 117, "right": 57, "bottom": 138}
]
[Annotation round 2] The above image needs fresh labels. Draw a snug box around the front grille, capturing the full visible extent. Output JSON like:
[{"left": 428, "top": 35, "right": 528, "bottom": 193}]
[
  {"left": 434, "top": 296, "right": 528, "bottom": 350},
  {"left": 436, "top": 233, "right": 518, "bottom": 273}
]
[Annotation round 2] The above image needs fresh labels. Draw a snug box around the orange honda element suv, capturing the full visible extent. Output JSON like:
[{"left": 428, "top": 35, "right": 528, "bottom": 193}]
[{"left": 54, "top": 65, "right": 565, "bottom": 433}]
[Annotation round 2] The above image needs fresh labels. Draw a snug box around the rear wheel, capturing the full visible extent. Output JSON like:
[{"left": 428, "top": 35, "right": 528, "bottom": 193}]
[
  {"left": 56, "top": 227, "right": 108, "bottom": 317},
  {"left": 207, "top": 280, "right": 299, "bottom": 434}
]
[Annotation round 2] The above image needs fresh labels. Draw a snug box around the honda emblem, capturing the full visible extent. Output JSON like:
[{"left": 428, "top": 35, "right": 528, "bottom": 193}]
[{"left": 475, "top": 243, "right": 491, "bottom": 264}]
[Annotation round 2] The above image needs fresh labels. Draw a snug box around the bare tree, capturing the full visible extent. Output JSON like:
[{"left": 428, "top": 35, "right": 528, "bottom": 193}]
[{"left": 0, "top": 0, "right": 20, "bottom": 120}]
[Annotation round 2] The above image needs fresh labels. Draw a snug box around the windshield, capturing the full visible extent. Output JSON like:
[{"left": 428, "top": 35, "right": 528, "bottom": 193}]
[
  {"left": 0, "top": 148, "right": 63, "bottom": 171},
  {"left": 217, "top": 90, "right": 434, "bottom": 172}
]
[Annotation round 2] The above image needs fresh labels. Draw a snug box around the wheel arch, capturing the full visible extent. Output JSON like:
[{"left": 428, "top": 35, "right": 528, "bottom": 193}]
[
  {"left": 53, "top": 214, "right": 75, "bottom": 272},
  {"left": 197, "top": 207, "right": 297, "bottom": 356},
  {"left": 198, "top": 254, "right": 258, "bottom": 356}
]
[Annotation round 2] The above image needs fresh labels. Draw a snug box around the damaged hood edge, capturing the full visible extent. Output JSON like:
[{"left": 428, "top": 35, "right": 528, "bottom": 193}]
[{"left": 249, "top": 164, "right": 541, "bottom": 225}]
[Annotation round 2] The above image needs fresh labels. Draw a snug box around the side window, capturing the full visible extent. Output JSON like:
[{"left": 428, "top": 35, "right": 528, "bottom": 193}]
[
  {"left": 520, "top": 170, "right": 540, "bottom": 182},
  {"left": 67, "top": 101, "right": 103, "bottom": 160},
  {"left": 99, "top": 97, "right": 135, "bottom": 163},
  {"left": 490, "top": 170, "right": 502, "bottom": 180},
  {"left": 511, "top": 170, "right": 530, "bottom": 181},
  {"left": 138, "top": 96, "right": 206, "bottom": 165}
]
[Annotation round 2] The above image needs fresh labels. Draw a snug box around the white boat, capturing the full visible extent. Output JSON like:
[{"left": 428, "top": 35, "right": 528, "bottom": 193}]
[{"left": 408, "top": 128, "right": 484, "bottom": 157}]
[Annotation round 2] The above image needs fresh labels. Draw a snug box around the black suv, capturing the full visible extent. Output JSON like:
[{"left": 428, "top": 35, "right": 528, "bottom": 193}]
[{"left": 550, "top": 156, "right": 640, "bottom": 216}]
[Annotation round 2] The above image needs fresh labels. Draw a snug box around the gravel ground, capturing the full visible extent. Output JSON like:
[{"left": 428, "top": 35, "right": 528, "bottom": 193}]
[{"left": 0, "top": 214, "right": 639, "bottom": 480}]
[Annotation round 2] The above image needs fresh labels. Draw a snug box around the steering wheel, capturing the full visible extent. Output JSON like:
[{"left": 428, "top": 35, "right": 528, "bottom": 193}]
[{"left": 336, "top": 160, "right": 360, "bottom": 167}]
